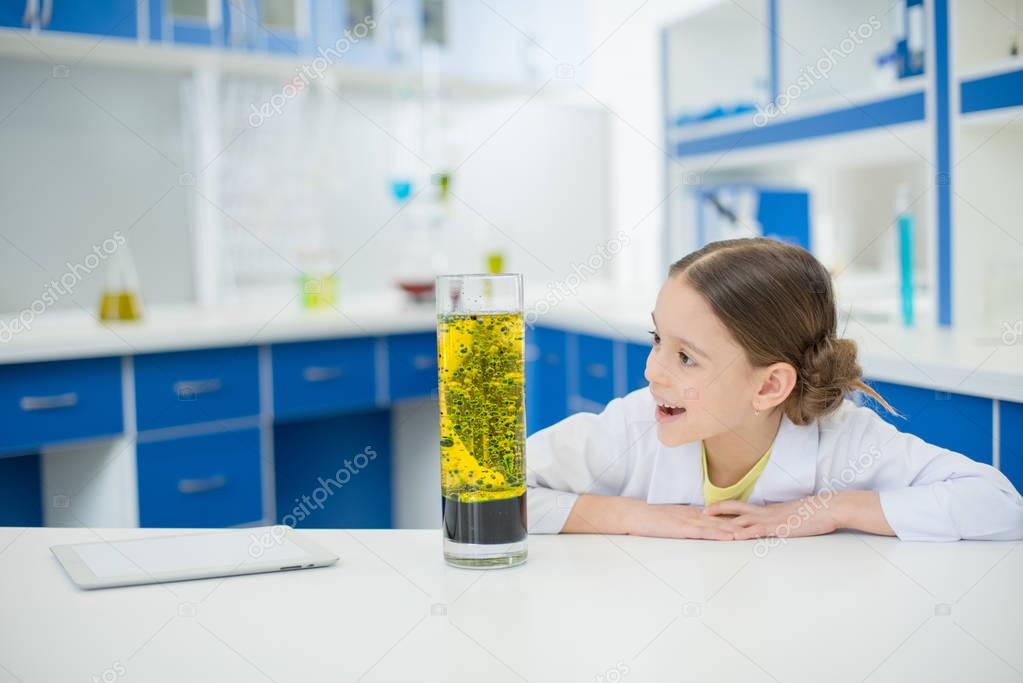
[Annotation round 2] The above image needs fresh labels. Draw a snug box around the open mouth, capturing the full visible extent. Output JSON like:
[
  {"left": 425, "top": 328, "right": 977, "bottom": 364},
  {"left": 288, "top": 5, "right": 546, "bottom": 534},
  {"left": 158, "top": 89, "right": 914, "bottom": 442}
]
[{"left": 656, "top": 402, "right": 686, "bottom": 419}]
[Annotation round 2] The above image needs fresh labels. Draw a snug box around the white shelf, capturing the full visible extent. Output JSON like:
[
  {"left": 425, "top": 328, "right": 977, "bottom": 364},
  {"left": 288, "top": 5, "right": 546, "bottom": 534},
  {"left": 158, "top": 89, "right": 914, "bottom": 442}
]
[{"left": 0, "top": 28, "right": 566, "bottom": 99}]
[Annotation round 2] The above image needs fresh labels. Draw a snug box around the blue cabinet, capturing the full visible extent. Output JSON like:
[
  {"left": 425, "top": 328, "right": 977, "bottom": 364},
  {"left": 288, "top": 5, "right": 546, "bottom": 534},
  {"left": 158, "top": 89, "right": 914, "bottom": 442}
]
[
  {"left": 626, "top": 341, "right": 650, "bottom": 394},
  {"left": 999, "top": 401, "right": 1023, "bottom": 492},
  {"left": 148, "top": 0, "right": 227, "bottom": 46},
  {"left": 272, "top": 336, "right": 378, "bottom": 421},
  {"left": 386, "top": 332, "right": 438, "bottom": 402},
  {"left": 863, "top": 379, "right": 994, "bottom": 464},
  {"left": 572, "top": 333, "right": 615, "bottom": 411},
  {"left": 274, "top": 409, "right": 392, "bottom": 528},
  {"left": 525, "top": 326, "right": 567, "bottom": 434},
  {"left": 224, "top": 0, "right": 312, "bottom": 54},
  {"left": 134, "top": 346, "right": 260, "bottom": 432},
  {"left": 137, "top": 427, "right": 263, "bottom": 527},
  {"left": 0, "top": 356, "right": 123, "bottom": 456},
  {"left": 0, "top": 2, "right": 30, "bottom": 28},
  {"left": 0, "top": 454, "right": 42, "bottom": 526},
  {"left": 42, "top": 0, "right": 138, "bottom": 38}
]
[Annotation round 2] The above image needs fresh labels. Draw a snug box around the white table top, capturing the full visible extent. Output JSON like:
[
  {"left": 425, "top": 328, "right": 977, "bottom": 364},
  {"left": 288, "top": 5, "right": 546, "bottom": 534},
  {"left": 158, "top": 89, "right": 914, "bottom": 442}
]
[{"left": 2, "top": 527, "right": 1021, "bottom": 683}]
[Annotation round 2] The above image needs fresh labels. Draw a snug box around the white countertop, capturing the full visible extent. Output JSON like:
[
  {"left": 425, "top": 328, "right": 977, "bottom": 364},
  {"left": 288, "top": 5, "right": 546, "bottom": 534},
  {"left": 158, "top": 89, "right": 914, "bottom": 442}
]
[
  {"left": 1, "top": 288, "right": 1021, "bottom": 402},
  {"left": 1, "top": 526, "right": 1021, "bottom": 682}
]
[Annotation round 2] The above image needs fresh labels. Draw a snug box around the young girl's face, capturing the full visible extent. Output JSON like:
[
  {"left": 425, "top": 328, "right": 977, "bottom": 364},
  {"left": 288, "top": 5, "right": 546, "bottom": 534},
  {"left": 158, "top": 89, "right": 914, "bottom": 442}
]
[{"left": 645, "top": 275, "right": 763, "bottom": 447}]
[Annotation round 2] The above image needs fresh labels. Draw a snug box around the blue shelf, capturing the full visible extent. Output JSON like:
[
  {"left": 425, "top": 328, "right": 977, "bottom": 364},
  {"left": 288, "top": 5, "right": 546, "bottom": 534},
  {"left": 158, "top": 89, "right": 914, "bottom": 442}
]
[
  {"left": 673, "top": 91, "right": 926, "bottom": 158},
  {"left": 961, "top": 67, "right": 1023, "bottom": 115}
]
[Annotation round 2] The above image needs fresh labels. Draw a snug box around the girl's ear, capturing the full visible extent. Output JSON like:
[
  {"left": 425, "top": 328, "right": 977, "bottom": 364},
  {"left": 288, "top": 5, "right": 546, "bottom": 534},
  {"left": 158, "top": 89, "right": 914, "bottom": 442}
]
[{"left": 755, "top": 362, "right": 797, "bottom": 410}]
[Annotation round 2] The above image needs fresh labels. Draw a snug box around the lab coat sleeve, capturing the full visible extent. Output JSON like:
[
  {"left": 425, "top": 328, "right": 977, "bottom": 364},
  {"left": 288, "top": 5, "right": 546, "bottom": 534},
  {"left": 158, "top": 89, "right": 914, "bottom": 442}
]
[
  {"left": 841, "top": 406, "right": 1023, "bottom": 541},
  {"left": 526, "top": 391, "right": 644, "bottom": 534}
]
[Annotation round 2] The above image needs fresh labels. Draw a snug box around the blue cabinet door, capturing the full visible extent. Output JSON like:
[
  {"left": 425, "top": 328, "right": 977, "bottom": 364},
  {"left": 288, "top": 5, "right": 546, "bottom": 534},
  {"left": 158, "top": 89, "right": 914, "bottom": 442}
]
[
  {"left": 999, "top": 401, "right": 1023, "bottom": 492},
  {"left": 573, "top": 333, "right": 615, "bottom": 412},
  {"left": 0, "top": 454, "right": 42, "bottom": 526},
  {"left": 134, "top": 346, "right": 260, "bottom": 432},
  {"left": 0, "top": 2, "right": 30, "bottom": 28},
  {"left": 137, "top": 427, "right": 264, "bottom": 527},
  {"left": 0, "top": 356, "right": 123, "bottom": 456},
  {"left": 271, "top": 336, "right": 378, "bottom": 421},
  {"left": 525, "top": 326, "right": 567, "bottom": 435},
  {"left": 148, "top": 0, "right": 227, "bottom": 46},
  {"left": 44, "top": 0, "right": 138, "bottom": 38},
  {"left": 626, "top": 341, "right": 650, "bottom": 394},
  {"left": 387, "top": 332, "right": 438, "bottom": 402},
  {"left": 863, "top": 380, "right": 994, "bottom": 464},
  {"left": 227, "top": 0, "right": 311, "bottom": 54},
  {"left": 274, "top": 409, "right": 392, "bottom": 528}
]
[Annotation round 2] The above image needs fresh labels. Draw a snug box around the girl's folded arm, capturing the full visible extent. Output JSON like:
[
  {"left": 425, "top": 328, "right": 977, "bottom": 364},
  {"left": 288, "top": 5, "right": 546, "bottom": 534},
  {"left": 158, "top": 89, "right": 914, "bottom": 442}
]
[
  {"left": 526, "top": 392, "right": 645, "bottom": 534},
  {"left": 843, "top": 406, "right": 1023, "bottom": 542}
]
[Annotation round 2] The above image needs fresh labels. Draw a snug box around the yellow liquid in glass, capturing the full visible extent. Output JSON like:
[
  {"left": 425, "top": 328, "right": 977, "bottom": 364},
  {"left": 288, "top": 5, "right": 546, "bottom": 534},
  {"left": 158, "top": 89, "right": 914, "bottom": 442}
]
[
  {"left": 99, "top": 291, "right": 142, "bottom": 321},
  {"left": 437, "top": 312, "right": 526, "bottom": 504}
]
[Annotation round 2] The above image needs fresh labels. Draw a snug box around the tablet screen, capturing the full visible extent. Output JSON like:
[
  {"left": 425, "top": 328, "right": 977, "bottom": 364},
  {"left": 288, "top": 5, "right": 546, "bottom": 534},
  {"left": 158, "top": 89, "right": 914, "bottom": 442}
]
[{"left": 73, "top": 530, "right": 315, "bottom": 578}]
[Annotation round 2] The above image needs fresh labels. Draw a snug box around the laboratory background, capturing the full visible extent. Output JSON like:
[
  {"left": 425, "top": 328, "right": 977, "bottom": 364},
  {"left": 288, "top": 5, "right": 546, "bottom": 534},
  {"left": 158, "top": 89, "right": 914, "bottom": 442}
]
[
  {"left": 2, "top": 0, "right": 1023, "bottom": 681},
  {"left": 0, "top": 0, "right": 1021, "bottom": 534}
]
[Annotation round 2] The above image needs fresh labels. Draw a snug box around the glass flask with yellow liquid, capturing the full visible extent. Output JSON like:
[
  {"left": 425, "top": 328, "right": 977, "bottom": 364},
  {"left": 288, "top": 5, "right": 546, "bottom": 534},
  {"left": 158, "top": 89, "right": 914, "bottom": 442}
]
[
  {"left": 435, "top": 273, "right": 527, "bottom": 568},
  {"left": 99, "top": 245, "right": 143, "bottom": 322}
]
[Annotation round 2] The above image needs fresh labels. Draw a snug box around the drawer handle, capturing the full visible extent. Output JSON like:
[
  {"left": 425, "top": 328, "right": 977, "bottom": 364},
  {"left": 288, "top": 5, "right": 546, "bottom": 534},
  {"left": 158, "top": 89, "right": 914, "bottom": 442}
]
[
  {"left": 586, "top": 363, "right": 609, "bottom": 379},
  {"left": 178, "top": 474, "right": 227, "bottom": 495},
  {"left": 174, "top": 378, "right": 223, "bottom": 399},
  {"left": 303, "top": 366, "right": 344, "bottom": 382},
  {"left": 20, "top": 392, "right": 79, "bottom": 411},
  {"left": 412, "top": 354, "right": 435, "bottom": 370}
]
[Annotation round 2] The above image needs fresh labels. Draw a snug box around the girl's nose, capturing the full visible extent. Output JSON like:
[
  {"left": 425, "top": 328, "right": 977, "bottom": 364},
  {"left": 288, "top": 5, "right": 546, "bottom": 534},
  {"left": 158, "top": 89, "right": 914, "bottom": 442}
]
[{"left": 644, "top": 346, "right": 665, "bottom": 386}]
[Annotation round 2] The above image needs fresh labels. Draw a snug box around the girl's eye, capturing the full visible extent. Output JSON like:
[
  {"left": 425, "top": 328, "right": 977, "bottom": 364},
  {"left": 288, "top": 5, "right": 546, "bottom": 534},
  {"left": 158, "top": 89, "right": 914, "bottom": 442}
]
[
  {"left": 679, "top": 351, "right": 695, "bottom": 368},
  {"left": 648, "top": 330, "right": 660, "bottom": 345}
]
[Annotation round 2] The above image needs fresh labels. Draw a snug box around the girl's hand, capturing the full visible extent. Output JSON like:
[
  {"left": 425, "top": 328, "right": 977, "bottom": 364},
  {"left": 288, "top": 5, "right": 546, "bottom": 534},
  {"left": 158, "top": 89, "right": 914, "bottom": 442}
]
[
  {"left": 625, "top": 501, "right": 742, "bottom": 540},
  {"left": 702, "top": 497, "right": 838, "bottom": 540}
]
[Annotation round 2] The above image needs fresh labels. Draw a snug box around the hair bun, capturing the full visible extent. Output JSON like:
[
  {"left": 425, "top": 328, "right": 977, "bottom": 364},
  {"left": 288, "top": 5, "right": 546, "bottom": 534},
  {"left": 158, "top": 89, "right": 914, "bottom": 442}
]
[{"left": 794, "top": 336, "right": 862, "bottom": 423}]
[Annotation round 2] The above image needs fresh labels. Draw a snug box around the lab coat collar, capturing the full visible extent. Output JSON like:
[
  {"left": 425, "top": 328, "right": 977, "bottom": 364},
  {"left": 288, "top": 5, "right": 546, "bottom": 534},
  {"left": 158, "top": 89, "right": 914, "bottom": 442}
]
[
  {"left": 748, "top": 414, "right": 819, "bottom": 505},
  {"left": 644, "top": 413, "right": 819, "bottom": 507}
]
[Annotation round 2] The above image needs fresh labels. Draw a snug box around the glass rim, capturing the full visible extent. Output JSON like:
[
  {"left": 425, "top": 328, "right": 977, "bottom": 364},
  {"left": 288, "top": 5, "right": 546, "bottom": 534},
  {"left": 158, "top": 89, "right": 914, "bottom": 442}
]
[{"left": 435, "top": 273, "right": 523, "bottom": 282}]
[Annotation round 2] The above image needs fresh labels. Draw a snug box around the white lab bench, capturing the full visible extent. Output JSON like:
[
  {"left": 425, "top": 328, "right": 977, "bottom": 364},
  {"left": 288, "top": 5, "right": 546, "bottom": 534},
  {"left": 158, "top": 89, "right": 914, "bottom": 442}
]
[{"left": 1, "top": 526, "right": 1021, "bottom": 682}]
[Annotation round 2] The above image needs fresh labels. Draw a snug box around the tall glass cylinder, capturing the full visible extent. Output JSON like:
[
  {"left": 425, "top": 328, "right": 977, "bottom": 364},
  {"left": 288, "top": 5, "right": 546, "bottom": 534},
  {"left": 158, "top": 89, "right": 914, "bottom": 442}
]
[{"left": 435, "top": 274, "right": 527, "bottom": 568}]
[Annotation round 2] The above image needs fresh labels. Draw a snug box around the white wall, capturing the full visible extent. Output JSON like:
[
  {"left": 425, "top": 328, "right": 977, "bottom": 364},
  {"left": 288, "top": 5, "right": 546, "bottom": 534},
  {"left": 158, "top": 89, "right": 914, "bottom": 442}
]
[
  {"left": 0, "top": 58, "right": 195, "bottom": 314},
  {"left": 0, "top": 55, "right": 611, "bottom": 317},
  {"left": 579, "top": 0, "right": 716, "bottom": 301}
]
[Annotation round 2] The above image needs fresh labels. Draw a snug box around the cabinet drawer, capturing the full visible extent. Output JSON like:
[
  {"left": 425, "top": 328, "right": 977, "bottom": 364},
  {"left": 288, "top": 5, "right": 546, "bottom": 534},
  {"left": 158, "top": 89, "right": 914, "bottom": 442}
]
[
  {"left": 134, "top": 346, "right": 260, "bottom": 432},
  {"left": 387, "top": 332, "right": 438, "bottom": 402},
  {"left": 137, "top": 427, "right": 263, "bottom": 528},
  {"left": 272, "top": 337, "right": 377, "bottom": 420},
  {"left": 574, "top": 333, "right": 615, "bottom": 409},
  {"left": 0, "top": 356, "right": 123, "bottom": 455},
  {"left": 864, "top": 379, "right": 993, "bottom": 464}
]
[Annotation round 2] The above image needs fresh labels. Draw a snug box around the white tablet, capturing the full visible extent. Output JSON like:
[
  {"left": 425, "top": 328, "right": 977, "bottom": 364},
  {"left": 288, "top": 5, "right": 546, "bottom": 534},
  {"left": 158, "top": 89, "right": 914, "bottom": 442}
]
[{"left": 51, "top": 526, "right": 339, "bottom": 590}]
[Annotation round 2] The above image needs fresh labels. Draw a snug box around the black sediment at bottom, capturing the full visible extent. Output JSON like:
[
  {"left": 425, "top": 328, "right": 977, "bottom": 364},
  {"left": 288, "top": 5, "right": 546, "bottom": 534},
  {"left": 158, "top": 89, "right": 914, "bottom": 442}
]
[{"left": 442, "top": 493, "right": 527, "bottom": 545}]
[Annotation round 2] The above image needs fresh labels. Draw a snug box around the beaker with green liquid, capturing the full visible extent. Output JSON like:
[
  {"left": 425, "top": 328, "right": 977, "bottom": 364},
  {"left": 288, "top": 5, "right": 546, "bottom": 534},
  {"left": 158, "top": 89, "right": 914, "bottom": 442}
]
[{"left": 435, "top": 274, "right": 527, "bottom": 568}]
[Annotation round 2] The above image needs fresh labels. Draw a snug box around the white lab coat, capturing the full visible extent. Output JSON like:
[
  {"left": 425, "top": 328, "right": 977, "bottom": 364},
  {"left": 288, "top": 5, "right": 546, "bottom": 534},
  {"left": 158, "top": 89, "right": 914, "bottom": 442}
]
[{"left": 526, "top": 388, "right": 1023, "bottom": 541}]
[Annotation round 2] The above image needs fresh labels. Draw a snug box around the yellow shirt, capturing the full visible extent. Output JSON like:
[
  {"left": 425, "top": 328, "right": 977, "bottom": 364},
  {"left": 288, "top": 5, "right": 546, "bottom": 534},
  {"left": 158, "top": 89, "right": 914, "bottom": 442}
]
[{"left": 702, "top": 441, "right": 773, "bottom": 506}]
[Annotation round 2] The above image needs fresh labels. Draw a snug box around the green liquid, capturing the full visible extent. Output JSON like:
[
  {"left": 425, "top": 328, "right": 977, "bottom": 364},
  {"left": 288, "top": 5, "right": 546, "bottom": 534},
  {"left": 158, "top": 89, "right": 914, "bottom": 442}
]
[{"left": 437, "top": 312, "right": 526, "bottom": 505}]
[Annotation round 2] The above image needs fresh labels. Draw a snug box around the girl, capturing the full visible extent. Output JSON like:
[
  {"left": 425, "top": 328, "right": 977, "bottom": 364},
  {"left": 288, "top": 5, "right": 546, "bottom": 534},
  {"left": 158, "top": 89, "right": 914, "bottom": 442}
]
[{"left": 526, "top": 238, "right": 1023, "bottom": 542}]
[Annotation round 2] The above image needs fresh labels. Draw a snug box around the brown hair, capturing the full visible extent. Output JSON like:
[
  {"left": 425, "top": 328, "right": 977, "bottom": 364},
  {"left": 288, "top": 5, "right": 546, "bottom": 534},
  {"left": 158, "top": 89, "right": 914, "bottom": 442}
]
[{"left": 668, "top": 238, "right": 895, "bottom": 425}]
